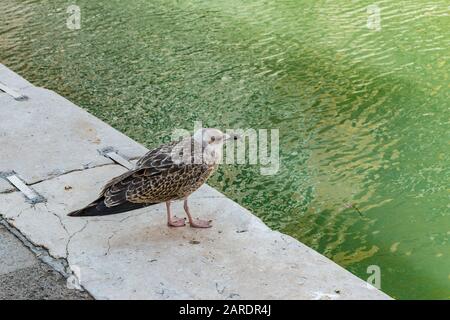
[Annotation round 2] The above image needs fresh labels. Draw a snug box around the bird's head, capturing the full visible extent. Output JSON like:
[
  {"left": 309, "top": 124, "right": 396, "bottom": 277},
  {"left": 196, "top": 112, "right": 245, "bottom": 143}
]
[
  {"left": 192, "top": 128, "right": 240, "bottom": 165},
  {"left": 193, "top": 128, "right": 236, "bottom": 147}
]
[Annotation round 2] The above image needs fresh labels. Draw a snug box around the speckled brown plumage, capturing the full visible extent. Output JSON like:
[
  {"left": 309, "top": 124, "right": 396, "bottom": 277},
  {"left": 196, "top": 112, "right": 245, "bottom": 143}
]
[{"left": 67, "top": 137, "right": 217, "bottom": 217}]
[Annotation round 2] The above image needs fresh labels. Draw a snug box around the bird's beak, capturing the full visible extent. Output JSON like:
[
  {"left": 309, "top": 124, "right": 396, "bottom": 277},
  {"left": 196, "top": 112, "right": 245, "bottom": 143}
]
[{"left": 223, "top": 133, "right": 241, "bottom": 141}]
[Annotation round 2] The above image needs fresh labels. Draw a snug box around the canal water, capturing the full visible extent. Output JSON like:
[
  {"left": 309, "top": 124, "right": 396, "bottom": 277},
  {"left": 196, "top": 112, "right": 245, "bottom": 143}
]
[{"left": 1, "top": 0, "right": 448, "bottom": 299}]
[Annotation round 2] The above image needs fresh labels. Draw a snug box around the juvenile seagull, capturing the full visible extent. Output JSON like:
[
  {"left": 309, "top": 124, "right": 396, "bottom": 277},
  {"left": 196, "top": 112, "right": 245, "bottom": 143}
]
[{"left": 68, "top": 128, "right": 236, "bottom": 228}]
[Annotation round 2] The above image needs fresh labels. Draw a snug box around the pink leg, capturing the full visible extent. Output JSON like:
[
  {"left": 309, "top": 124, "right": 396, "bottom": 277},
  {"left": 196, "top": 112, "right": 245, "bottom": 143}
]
[
  {"left": 166, "top": 201, "right": 186, "bottom": 227},
  {"left": 183, "top": 198, "right": 212, "bottom": 228}
]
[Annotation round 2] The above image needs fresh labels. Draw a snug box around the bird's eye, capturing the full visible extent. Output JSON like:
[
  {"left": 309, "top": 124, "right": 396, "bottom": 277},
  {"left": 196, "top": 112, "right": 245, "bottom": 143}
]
[{"left": 210, "top": 136, "right": 216, "bottom": 143}]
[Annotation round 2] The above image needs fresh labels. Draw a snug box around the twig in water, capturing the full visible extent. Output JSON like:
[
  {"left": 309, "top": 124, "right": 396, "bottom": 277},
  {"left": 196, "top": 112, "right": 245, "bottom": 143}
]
[{"left": 344, "top": 203, "right": 364, "bottom": 217}]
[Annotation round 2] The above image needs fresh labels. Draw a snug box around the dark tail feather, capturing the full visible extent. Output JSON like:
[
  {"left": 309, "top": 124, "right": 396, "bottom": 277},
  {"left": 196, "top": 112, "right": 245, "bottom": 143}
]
[{"left": 67, "top": 197, "right": 154, "bottom": 217}]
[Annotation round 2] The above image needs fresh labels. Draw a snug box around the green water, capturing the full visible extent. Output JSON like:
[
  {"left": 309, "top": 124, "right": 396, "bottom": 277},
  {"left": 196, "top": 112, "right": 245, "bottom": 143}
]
[{"left": 1, "top": 0, "right": 449, "bottom": 299}]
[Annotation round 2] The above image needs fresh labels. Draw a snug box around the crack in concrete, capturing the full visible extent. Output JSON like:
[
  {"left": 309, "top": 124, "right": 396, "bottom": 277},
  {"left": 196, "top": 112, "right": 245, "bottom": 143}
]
[
  {"left": 66, "top": 221, "right": 89, "bottom": 261},
  {"left": 1, "top": 217, "right": 62, "bottom": 271},
  {"left": 42, "top": 203, "right": 91, "bottom": 263},
  {"left": 0, "top": 161, "right": 127, "bottom": 196},
  {"left": 0, "top": 188, "right": 16, "bottom": 195},
  {"left": 105, "top": 231, "right": 118, "bottom": 256},
  {"left": 0, "top": 217, "right": 66, "bottom": 272},
  {"left": 28, "top": 162, "right": 120, "bottom": 187},
  {"left": 44, "top": 203, "right": 70, "bottom": 238},
  {"left": 0, "top": 216, "right": 94, "bottom": 298}
]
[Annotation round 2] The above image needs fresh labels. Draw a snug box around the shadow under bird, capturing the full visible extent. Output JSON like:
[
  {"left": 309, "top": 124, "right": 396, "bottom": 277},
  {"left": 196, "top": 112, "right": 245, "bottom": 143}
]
[{"left": 68, "top": 128, "right": 238, "bottom": 228}]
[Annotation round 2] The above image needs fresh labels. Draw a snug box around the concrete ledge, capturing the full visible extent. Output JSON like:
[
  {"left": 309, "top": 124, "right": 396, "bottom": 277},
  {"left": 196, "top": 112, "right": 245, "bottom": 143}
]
[
  {"left": 0, "top": 63, "right": 391, "bottom": 300},
  {"left": 0, "top": 86, "right": 147, "bottom": 192},
  {"left": 0, "top": 64, "right": 33, "bottom": 90}
]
